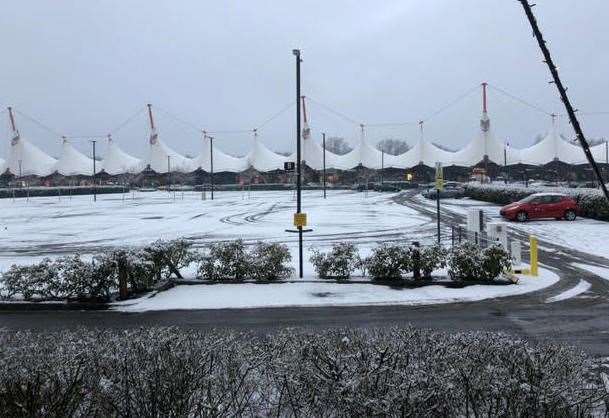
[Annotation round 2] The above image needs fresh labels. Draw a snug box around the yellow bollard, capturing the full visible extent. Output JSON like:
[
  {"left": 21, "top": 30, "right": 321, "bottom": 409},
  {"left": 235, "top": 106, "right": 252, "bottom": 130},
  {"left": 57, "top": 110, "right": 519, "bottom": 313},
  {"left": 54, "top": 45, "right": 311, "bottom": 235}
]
[{"left": 529, "top": 235, "right": 538, "bottom": 277}]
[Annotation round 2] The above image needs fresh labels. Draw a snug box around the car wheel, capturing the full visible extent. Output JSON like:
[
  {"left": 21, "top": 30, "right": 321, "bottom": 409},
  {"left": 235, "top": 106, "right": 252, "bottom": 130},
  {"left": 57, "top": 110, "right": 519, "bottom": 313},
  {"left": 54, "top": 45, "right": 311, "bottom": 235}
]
[
  {"left": 516, "top": 211, "right": 528, "bottom": 222},
  {"left": 564, "top": 210, "right": 577, "bottom": 221}
]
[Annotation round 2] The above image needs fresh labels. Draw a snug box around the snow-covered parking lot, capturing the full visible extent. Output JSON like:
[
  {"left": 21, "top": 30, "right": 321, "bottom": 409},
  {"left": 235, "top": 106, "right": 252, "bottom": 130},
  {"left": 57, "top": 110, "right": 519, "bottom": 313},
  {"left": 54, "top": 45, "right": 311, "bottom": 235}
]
[
  {"left": 3, "top": 189, "right": 608, "bottom": 310},
  {"left": 0, "top": 190, "right": 432, "bottom": 272}
]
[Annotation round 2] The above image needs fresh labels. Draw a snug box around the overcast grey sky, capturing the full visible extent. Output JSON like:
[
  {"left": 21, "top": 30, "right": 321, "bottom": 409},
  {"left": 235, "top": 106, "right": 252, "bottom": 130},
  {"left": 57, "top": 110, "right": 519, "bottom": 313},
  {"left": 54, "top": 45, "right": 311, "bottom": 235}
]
[{"left": 1, "top": 0, "right": 607, "bottom": 158}]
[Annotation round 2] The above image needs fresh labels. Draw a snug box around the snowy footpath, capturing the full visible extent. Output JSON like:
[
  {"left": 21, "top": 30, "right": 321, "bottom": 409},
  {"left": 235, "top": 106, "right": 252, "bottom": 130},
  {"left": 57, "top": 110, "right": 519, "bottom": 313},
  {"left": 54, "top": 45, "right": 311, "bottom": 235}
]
[{"left": 114, "top": 269, "right": 558, "bottom": 312}]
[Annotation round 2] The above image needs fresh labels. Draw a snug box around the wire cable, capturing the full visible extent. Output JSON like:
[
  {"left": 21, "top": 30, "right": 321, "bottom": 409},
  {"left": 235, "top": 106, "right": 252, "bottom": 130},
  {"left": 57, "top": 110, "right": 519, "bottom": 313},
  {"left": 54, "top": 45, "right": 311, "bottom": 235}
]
[
  {"left": 307, "top": 97, "right": 362, "bottom": 126},
  {"left": 108, "top": 106, "right": 147, "bottom": 135},
  {"left": 255, "top": 101, "right": 295, "bottom": 131},
  {"left": 13, "top": 108, "right": 64, "bottom": 138},
  {"left": 421, "top": 84, "right": 481, "bottom": 122},
  {"left": 154, "top": 105, "right": 202, "bottom": 134},
  {"left": 487, "top": 83, "right": 552, "bottom": 116}
]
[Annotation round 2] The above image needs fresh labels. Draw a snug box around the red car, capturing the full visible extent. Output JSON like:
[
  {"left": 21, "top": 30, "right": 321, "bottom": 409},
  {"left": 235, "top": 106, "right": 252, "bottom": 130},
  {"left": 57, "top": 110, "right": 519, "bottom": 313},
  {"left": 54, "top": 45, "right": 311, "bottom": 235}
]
[{"left": 500, "top": 193, "right": 578, "bottom": 222}]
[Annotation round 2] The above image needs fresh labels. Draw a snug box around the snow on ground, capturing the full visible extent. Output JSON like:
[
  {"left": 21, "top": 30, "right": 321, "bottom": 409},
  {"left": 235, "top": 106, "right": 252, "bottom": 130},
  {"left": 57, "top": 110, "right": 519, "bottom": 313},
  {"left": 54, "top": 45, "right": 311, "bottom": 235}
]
[
  {"left": 0, "top": 190, "right": 433, "bottom": 273},
  {"left": 545, "top": 280, "right": 591, "bottom": 303},
  {"left": 115, "top": 269, "right": 558, "bottom": 312},
  {"left": 572, "top": 263, "right": 609, "bottom": 281},
  {"left": 416, "top": 195, "right": 609, "bottom": 261}
]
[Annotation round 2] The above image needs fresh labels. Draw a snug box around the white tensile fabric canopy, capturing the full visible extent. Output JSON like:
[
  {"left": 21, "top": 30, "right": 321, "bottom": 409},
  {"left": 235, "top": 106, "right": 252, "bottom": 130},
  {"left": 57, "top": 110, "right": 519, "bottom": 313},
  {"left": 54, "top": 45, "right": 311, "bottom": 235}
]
[
  {"left": 2, "top": 111, "right": 605, "bottom": 176},
  {"left": 146, "top": 130, "right": 196, "bottom": 173},
  {"left": 102, "top": 137, "right": 142, "bottom": 175},
  {"left": 54, "top": 140, "right": 101, "bottom": 176},
  {"left": 8, "top": 134, "right": 57, "bottom": 176},
  {"left": 591, "top": 141, "right": 609, "bottom": 165},
  {"left": 195, "top": 135, "right": 248, "bottom": 172},
  {"left": 249, "top": 135, "right": 289, "bottom": 171}
]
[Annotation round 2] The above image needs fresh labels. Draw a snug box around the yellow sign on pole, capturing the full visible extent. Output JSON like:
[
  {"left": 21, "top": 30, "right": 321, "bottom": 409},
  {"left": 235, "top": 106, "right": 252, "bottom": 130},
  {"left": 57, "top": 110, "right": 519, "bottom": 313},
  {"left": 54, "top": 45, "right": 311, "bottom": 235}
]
[
  {"left": 293, "top": 213, "right": 307, "bottom": 227},
  {"left": 435, "top": 162, "right": 444, "bottom": 191}
]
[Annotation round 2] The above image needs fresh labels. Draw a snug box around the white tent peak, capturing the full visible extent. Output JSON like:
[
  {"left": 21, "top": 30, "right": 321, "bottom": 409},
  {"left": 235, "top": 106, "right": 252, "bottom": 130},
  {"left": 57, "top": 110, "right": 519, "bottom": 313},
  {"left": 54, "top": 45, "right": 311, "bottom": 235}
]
[{"left": 102, "top": 136, "right": 142, "bottom": 175}]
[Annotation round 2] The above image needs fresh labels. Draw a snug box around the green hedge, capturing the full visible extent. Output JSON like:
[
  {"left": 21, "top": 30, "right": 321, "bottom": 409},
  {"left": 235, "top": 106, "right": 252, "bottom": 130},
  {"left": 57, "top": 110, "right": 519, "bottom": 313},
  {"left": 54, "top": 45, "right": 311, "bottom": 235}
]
[{"left": 464, "top": 184, "right": 609, "bottom": 221}]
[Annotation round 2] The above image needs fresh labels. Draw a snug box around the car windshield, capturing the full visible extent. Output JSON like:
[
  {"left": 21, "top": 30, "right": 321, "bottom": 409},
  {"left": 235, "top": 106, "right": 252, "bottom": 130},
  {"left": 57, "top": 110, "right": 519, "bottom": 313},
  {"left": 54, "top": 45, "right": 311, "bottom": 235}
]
[{"left": 518, "top": 195, "right": 539, "bottom": 203}]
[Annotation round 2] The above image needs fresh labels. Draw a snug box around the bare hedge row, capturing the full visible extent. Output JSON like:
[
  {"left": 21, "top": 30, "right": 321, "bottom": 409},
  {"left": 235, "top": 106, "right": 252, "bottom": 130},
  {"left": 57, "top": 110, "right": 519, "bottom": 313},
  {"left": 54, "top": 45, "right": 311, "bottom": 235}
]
[
  {"left": 464, "top": 183, "right": 609, "bottom": 221},
  {"left": 0, "top": 327, "right": 605, "bottom": 416}
]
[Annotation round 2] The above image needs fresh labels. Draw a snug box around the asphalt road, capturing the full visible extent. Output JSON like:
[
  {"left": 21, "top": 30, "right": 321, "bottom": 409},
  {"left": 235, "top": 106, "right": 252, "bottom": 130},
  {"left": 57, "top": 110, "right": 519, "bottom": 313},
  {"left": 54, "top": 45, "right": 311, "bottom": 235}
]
[{"left": 2, "top": 191, "right": 609, "bottom": 357}]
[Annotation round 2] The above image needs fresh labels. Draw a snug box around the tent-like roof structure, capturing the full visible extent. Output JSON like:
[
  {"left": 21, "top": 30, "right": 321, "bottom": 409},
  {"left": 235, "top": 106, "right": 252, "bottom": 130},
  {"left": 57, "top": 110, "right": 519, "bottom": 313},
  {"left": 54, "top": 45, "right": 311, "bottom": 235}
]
[
  {"left": 102, "top": 136, "right": 142, "bottom": 175},
  {"left": 54, "top": 139, "right": 100, "bottom": 176},
  {"left": 248, "top": 133, "right": 289, "bottom": 171},
  {"left": 194, "top": 135, "right": 248, "bottom": 172},
  {"left": 450, "top": 112, "right": 506, "bottom": 166},
  {"left": 8, "top": 134, "right": 57, "bottom": 177},
  {"left": 591, "top": 141, "right": 608, "bottom": 165},
  {"left": 2, "top": 95, "right": 607, "bottom": 177},
  {"left": 517, "top": 119, "right": 589, "bottom": 165},
  {"left": 146, "top": 129, "right": 195, "bottom": 173}
]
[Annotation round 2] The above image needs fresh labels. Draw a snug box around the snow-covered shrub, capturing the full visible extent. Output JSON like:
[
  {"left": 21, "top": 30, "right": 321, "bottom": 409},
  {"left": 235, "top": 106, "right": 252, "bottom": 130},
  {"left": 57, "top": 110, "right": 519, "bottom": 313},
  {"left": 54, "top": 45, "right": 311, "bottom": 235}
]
[
  {"left": 97, "top": 249, "right": 158, "bottom": 294},
  {"left": 363, "top": 244, "right": 411, "bottom": 280},
  {"left": 56, "top": 254, "right": 115, "bottom": 300},
  {"left": 480, "top": 245, "right": 512, "bottom": 281},
  {"left": 0, "top": 258, "right": 60, "bottom": 300},
  {"left": 0, "top": 327, "right": 605, "bottom": 416},
  {"left": 448, "top": 242, "right": 511, "bottom": 282},
  {"left": 142, "top": 238, "right": 196, "bottom": 280},
  {"left": 198, "top": 240, "right": 251, "bottom": 281},
  {"left": 309, "top": 242, "right": 360, "bottom": 280},
  {"left": 418, "top": 244, "right": 448, "bottom": 279},
  {"left": 249, "top": 242, "right": 293, "bottom": 281},
  {"left": 0, "top": 255, "right": 117, "bottom": 301}
]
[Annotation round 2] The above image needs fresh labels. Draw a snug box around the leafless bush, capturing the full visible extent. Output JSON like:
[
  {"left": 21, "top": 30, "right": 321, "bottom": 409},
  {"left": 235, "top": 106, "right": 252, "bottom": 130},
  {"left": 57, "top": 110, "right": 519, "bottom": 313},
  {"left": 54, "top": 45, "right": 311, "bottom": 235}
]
[{"left": 0, "top": 327, "right": 605, "bottom": 416}]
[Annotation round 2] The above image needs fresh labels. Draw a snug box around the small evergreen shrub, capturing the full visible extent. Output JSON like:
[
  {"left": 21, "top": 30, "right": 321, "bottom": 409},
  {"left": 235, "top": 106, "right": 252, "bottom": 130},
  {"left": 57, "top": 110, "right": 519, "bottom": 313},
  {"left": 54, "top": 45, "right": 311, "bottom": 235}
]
[
  {"left": 249, "top": 242, "right": 293, "bottom": 281},
  {"left": 0, "top": 255, "right": 116, "bottom": 301},
  {"left": 142, "top": 238, "right": 196, "bottom": 280},
  {"left": 418, "top": 245, "right": 448, "bottom": 279},
  {"left": 0, "top": 259, "right": 59, "bottom": 300},
  {"left": 198, "top": 240, "right": 251, "bottom": 281},
  {"left": 310, "top": 242, "right": 360, "bottom": 280},
  {"left": 480, "top": 245, "right": 512, "bottom": 281},
  {"left": 448, "top": 242, "right": 511, "bottom": 281},
  {"left": 363, "top": 245, "right": 411, "bottom": 280},
  {"left": 98, "top": 249, "right": 158, "bottom": 294}
]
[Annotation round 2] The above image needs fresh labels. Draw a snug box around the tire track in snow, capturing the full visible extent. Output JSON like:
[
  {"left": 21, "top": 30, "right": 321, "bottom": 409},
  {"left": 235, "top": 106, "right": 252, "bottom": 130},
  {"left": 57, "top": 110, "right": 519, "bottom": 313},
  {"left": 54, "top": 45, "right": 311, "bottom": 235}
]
[{"left": 546, "top": 280, "right": 591, "bottom": 303}]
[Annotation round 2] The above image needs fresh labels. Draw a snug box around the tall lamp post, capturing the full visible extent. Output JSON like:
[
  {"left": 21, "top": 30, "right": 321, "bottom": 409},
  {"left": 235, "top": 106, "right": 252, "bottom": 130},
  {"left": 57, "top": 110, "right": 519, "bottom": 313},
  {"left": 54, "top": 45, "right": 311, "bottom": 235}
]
[
  {"left": 209, "top": 135, "right": 214, "bottom": 200},
  {"left": 504, "top": 141, "right": 508, "bottom": 185},
  {"left": 381, "top": 148, "right": 385, "bottom": 186},
  {"left": 322, "top": 132, "right": 327, "bottom": 199},
  {"left": 293, "top": 49, "right": 303, "bottom": 278},
  {"left": 91, "top": 140, "right": 97, "bottom": 202},
  {"left": 167, "top": 156, "right": 171, "bottom": 195}
]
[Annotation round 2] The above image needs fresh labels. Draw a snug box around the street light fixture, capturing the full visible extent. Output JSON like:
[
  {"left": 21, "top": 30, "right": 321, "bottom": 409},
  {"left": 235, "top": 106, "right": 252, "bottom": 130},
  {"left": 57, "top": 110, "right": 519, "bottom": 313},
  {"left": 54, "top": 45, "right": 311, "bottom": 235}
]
[{"left": 293, "top": 48, "right": 303, "bottom": 278}]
